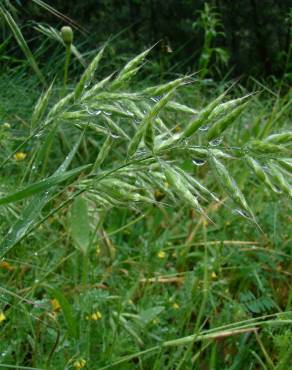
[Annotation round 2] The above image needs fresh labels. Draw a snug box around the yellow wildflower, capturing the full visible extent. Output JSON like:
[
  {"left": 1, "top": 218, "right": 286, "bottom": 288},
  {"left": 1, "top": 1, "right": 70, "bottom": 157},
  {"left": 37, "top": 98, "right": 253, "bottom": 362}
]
[
  {"left": 96, "top": 245, "right": 101, "bottom": 255},
  {"left": 0, "top": 311, "right": 6, "bottom": 324},
  {"left": 172, "top": 302, "right": 180, "bottom": 309},
  {"left": 13, "top": 152, "right": 27, "bottom": 161},
  {"left": 73, "top": 358, "right": 86, "bottom": 369},
  {"left": 157, "top": 250, "right": 166, "bottom": 259},
  {"left": 51, "top": 298, "right": 61, "bottom": 313},
  {"left": 211, "top": 272, "right": 217, "bottom": 279},
  {"left": 87, "top": 310, "right": 102, "bottom": 321}
]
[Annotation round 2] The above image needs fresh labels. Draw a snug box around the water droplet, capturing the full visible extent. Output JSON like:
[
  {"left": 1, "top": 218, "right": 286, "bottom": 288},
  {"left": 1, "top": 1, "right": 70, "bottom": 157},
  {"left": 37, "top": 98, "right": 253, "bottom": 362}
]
[
  {"left": 199, "top": 125, "right": 209, "bottom": 132},
  {"left": 108, "top": 132, "right": 120, "bottom": 139},
  {"left": 35, "top": 132, "right": 43, "bottom": 139},
  {"left": 272, "top": 185, "right": 282, "bottom": 194},
  {"left": 86, "top": 106, "right": 101, "bottom": 116},
  {"left": 126, "top": 110, "right": 134, "bottom": 117},
  {"left": 103, "top": 111, "right": 112, "bottom": 116},
  {"left": 232, "top": 208, "right": 251, "bottom": 219},
  {"left": 192, "top": 159, "right": 206, "bottom": 166},
  {"left": 151, "top": 96, "right": 161, "bottom": 103},
  {"left": 34, "top": 252, "right": 38, "bottom": 256},
  {"left": 209, "top": 137, "right": 223, "bottom": 147}
]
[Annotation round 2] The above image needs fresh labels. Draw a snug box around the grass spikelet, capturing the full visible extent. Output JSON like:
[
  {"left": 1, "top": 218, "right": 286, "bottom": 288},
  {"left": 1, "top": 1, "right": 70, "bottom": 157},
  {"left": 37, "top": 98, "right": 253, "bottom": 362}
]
[
  {"left": 31, "top": 82, "right": 54, "bottom": 129},
  {"left": 128, "top": 89, "right": 177, "bottom": 156},
  {"left": 144, "top": 119, "right": 154, "bottom": 151},
  {"left": 97, "top": 178, "right": 152, "bottom": 203},
  {"left": 111, "top": 46, "right": 153, "bottom": 89},
  {"left": 103, "top": 116, "right": 130, "bottom": 139},
  {"left": 182, "top": 89, "right": 228, "bottom": 138},
  {"left": 207, "top": 101, "right": 248, "bottom": 142},
  {"left": 163, "top": 163, "right": 206, "bottom": 216},
  {"left": 175, "top": 167, "right": 219, "bottom": 202},
  {"left": 165, "top": 101, "right": 198, "bottom": 115},
  {"left": 209, "top": 94, "right": 252, "bottom": 120},
  {"left": 267, "top": 162, "right": 292, "bottom": 198},
  {"left": 143, "top": 77, "right": 188, "bottom": 96},
  {"left": 46, "top": 92, "right": 74, "bottom": 121},
  {"left": 81, "top": 74, "right": 114, "bottom": 102},
  {"left": 276, "top": 158, "right": 292, "bottom": 173},
  {"left": 209, "top": 155, "right": 254, "bottom": 219},
  {"left": 74, "top": 46, "right": 105, "bottom": 101},
  {"left": 245, "top": 156, "right": 278, "bottom": 193},
  {"left": 148, "top": 89, "right": 176, "bottom": 119},
  {"left": 247, "top": 140, "right": 288, "bottom": 155},
  {"left": 92, "top": 136, "right": 113, "bottom": 171},
  {"left": 127, "top": 126, "right": 145, "bottom": 157},
  {"left": 263, "top": 132, "right": 292, "bottom": 145}
]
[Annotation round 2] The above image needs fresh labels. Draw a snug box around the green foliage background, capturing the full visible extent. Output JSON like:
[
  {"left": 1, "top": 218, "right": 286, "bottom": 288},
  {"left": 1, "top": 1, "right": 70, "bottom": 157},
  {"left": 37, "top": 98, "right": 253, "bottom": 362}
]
[{"left": 13, "top": 0, "right": 292, "bottom": 79}]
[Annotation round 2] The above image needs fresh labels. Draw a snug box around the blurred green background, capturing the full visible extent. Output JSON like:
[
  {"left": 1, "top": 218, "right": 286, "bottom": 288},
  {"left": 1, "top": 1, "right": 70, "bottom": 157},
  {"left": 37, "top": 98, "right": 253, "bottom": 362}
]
[{"left": 2, "top": 0, "right": 292, "bottom": 81}]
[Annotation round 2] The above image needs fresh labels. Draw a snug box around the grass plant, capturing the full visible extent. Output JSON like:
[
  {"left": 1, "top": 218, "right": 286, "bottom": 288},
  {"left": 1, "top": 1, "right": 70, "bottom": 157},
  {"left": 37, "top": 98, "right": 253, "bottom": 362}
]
[{"left": 0, "top": 29, "right": 291, "bottom": 370}]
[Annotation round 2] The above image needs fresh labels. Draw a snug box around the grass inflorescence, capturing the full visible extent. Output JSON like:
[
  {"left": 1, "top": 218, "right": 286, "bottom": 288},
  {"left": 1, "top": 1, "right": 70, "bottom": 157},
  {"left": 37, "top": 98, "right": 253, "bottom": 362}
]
[{"left": 0, "top": 38, "right": 291, "bottom": 370}]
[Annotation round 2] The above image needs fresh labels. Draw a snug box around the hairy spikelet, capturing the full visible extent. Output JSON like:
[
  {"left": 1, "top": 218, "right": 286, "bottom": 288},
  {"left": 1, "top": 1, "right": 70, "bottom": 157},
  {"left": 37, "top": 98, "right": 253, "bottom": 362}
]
[
  {"left": 182, "top": 90, "right": 228, "bottom": 138},
  {"left": 31, "top": 82, "right": 54, "bottom": 129},
  {"left": 163, "top": 163, "right": 205, "bottom": 216},
  {"left": 128, "top": 89, "right": 177, "bottom": 156},
  {"left": 207, "top": 101, "right": 248, "bottom": 141},
  {"left": 104, "top": 116, "right": 130, "bottom": 139},
  {"left": 81, "top": 74, "right": 114, "bottom": 102},
  {"left": 74, "top": 46, "right": 105, "bottom": 100},
  {"left": 165, "top": 101, "right": 198, "bottom": 115},
  {"left": 209, "top": 94, "right": 252, "bottom": 120},
  {"left": 127, "top": 126, "right": 145, "bottom": 157},
  {"left": 143, "top": 77, "right": 188, "bottom": 96},
  {"left": 175, "top": 167, "right": 219, "bottom": 202},
  {"left": 111, "top": 47, "right": 152, "bottom": 89},
  {"left": 247, "top": 140, "right": 288, "bottom": 155},
  {"left": 277, "top": 158, "right": 292, "bottom": 173},
  {"left": 93, "top": 136, "right": 113, "bottom": 171},
  {"left": 246, "top": 156, "right": 278, "bottom": 193},
  {"left": 46, "top": 92, "right": 74, "bottom": 121},
  {"left": 267, "top": 162, "right": 292, "bottom": 198},
  {"left": 263, "top": 132, "right": 292, "bottom": 145},
  {"left": 210, "top": 155, "right": 254, "bottom": 218}
]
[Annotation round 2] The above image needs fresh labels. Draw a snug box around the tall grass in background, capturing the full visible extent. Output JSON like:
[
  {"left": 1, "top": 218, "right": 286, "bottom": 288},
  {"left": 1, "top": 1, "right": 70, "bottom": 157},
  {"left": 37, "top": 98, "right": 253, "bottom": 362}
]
[{"left": 0, "top": 8, "right": 292, "bottom": 369}]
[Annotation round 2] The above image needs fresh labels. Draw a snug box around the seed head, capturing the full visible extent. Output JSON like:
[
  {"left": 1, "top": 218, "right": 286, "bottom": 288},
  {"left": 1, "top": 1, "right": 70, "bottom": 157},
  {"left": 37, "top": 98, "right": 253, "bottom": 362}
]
[
  {"left": 61, "top": 26, "right": 73, "bottom": 44},
  {"left": 3, "top": 122, "right": 11, "bottom": 129}
]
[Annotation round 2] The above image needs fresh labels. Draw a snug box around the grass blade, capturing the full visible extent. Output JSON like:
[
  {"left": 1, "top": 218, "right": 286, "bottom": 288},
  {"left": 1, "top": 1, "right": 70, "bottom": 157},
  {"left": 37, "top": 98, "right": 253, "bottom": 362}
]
[{"left": 0, "top": 7, "right": 46, "bottom": 86}]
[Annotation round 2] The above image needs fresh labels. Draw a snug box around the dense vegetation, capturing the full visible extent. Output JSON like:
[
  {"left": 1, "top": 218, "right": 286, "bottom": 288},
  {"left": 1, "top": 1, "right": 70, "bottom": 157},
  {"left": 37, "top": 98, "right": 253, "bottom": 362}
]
[
  {"left": 0, "top": 1, "right": 291, "bottom": 369},
  {"left": 5, "top": 0, "right": 292, "bottom": 80}
]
